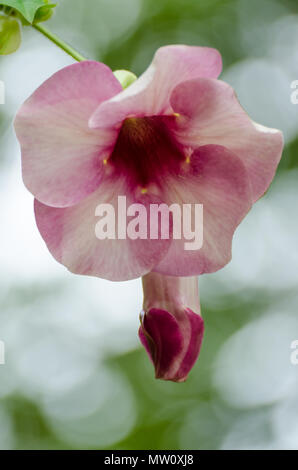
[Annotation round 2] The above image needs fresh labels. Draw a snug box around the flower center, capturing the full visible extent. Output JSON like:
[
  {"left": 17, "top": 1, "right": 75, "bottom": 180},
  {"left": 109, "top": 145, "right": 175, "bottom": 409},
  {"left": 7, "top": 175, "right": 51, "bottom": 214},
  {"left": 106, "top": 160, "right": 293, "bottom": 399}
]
[{"left": 109, "top": 116, "right": 184, "bottom": 188}]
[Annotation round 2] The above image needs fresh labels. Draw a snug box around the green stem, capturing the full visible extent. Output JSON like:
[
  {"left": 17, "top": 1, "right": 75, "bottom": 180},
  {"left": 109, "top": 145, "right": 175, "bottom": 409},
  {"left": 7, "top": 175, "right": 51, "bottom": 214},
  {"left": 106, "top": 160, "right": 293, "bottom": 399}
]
[{"left": 32, "top": 23, "right": 87, "bottom": 62}]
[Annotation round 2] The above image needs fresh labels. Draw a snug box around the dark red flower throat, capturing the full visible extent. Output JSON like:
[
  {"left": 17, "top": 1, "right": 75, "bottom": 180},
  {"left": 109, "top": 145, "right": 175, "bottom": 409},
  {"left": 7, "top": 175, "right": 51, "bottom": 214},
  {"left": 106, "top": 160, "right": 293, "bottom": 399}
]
[{"left": 109, "top": 116, "right": 184, "bottom": 188}]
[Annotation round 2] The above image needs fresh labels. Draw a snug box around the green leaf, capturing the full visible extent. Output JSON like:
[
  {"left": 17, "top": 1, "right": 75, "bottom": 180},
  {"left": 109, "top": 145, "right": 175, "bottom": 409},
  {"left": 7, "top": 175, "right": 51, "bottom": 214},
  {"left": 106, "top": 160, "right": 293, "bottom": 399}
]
[
  {"left": 0, "top": 0, "right": 55, "bottom": 23},
  {"left": 33, "top": 3, "right": 55, "bottom": 24},
  {"left": 0, "top": 15, "right": 21, "bottom": 54}
]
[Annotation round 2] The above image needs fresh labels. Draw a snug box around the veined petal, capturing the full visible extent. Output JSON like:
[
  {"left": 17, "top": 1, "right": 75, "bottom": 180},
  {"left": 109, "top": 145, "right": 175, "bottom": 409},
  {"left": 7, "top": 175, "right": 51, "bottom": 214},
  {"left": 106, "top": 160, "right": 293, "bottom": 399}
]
[
  {"left": 171, "top": 78, "right": 284, "bottom": 202},
  {"left": 89, "top": 45, "right": 222, "bottom": 129},
  {"left": 153, "top": 145, "right": 252, "bottom": 276},
  {"left": 15, "top": 61, "right": 122, "bottom": 207},
  {"left": 34, "top": 178, "right": 172, "bottom": 281}
]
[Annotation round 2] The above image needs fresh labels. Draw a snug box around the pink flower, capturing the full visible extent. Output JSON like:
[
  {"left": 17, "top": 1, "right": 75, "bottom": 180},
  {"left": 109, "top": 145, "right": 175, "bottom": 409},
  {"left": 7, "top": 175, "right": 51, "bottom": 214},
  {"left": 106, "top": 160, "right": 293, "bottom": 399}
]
[
  {"left": 14, "top": 45, "right": 283, "bottom": 381},
  {"left": 140, "top": 273, "right": 204, "bottom": 382}
]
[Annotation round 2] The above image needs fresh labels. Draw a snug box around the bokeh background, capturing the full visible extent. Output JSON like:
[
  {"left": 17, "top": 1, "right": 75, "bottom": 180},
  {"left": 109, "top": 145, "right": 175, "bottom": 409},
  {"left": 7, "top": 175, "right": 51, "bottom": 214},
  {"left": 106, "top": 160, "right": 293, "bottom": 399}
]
[{"left": 1, "top": 0, "right": 298, "bottom": 450}]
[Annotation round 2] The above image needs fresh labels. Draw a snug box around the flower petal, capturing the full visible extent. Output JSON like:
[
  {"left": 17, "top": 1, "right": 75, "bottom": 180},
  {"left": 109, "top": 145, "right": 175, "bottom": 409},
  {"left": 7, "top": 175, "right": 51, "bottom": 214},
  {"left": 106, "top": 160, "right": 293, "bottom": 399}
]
[
  {"left": 139, "top": 306, "right": 204, "bottom": 382},
  {"left": 15, "top": 61, "right": 122, "bottom": 207},
  {"left": 139, "top": 308, "right": 184, "bottom": 378},
  {"left": 89, "top": 45, "right": 222, "bottom": 129},
  {"left": 171, "top": 78, "right": 284, "bottom": 202},
  {"left": 34, "top": 178, "right": 172, "bottom": 281},
  {"left": 139, "top": 273, "right": 204, "bottom": 382},
  {"left": 153, "top": 144, "right": 252, "bottom": 276}
]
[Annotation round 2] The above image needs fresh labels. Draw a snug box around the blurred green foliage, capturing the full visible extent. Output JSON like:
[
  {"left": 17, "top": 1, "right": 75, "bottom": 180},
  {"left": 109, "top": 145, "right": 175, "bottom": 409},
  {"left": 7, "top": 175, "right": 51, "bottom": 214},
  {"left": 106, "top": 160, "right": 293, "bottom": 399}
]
[
  {"left": 0, "top": 15, "right": 21, "bottom": 54},
  {"left": 0, "top": 0, "right": 55, "bottom": 24}
]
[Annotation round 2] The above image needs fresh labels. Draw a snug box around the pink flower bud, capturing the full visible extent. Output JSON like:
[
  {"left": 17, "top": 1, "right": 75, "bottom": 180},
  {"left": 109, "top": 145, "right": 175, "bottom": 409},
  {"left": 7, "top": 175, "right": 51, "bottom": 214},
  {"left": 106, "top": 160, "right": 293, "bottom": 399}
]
[{"left": 139, "top": 273, "right": 204, "bottom": 382}]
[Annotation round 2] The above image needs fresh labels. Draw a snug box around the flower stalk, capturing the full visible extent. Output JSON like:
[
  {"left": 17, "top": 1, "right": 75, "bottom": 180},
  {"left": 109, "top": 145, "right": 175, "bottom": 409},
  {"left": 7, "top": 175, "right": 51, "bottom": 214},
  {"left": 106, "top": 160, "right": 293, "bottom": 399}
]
[
  {"left": 32, "top": 23, "right": 87, "bottom": 62},
  {"left": 142, "top": 273, "right": 200, "bottom": 314}
]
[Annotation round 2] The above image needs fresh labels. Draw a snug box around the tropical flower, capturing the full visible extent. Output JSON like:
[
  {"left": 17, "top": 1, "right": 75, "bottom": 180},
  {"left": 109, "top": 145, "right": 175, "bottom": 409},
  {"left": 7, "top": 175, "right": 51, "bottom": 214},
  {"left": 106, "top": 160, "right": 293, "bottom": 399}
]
[{"left": 14, "top": 45, "right": 283, "bottom": 381}]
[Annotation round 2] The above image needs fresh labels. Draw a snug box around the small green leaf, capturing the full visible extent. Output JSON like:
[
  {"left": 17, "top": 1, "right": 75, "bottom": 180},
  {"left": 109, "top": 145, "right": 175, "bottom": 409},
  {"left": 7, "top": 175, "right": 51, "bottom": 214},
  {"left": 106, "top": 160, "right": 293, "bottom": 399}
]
[
  {"left": 0, "top": 15, "right": 21, "bottom": 54},
  {"left": 0, "top": 1, "right": 55, "bottom": 23},
  {"left": 33, "top": 3, "right": 56, "bottom": 24}
]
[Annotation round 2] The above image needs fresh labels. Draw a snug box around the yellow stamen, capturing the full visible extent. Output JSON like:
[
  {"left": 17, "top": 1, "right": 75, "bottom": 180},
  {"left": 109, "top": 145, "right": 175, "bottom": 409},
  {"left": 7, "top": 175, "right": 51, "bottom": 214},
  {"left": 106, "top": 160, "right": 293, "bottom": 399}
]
[
  {"left": 141, "top": 187, "right": 147, "bottom": 194},
  {"left": 103, "top": 159, "right": 108, "bottom": 165},
  {"left": 184, "top": 147, "right": 193, "bottom": 164},
  {"left": 173, "top": 112, "right": 180, "bottom": 117}
]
